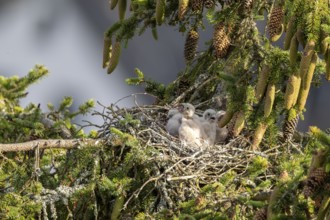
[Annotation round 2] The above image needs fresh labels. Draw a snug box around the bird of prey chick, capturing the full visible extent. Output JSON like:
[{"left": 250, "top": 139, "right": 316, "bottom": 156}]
[
  {"left": 201, "top": 109, "right": 218, "bottom": 146},
  {"left": 166, "top": 108, "right": 182, "bottom": 137},
  {"left": 177, "top": 103, "right": 205, "bottom": 147}
]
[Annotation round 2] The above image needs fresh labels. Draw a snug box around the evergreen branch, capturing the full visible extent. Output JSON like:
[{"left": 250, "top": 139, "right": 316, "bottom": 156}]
[
  {"left": 0, "top": 138, "right": 105, "bottom": 152},
  {"left": 171, "top": 75, "right": 216, "bottom": 106}
]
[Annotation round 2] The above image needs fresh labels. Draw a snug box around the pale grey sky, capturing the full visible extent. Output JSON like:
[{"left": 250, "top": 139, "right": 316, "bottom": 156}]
[{"left": 0, "top": 0, "right": 329, "bottom": 131}]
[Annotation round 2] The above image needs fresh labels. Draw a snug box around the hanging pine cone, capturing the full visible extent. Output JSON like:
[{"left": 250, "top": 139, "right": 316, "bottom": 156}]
[
  {"left": 102, "top": 35, "right": 112, "bottom": 68},
  {"left": 253, "top": 207, "right": 267, "bottom": 220},
  {"left": 282, "top": 113, "right": 299, "bottom": 142},
  {"left": 184, "top": 30, "right": 199, "bottom": 63},
  {"left": 314, "top": 194, "right": 323, "bottom": 211},
  {"left": 324, "top": 183, "right": 330, "bottom": 192},
  {"left": 232, "top": 111, "right": 245, "bottom": 137},
  {"left": 213, "top": 24, "right": 231, "bottom": 59},
  {"left": 118, "top": 0, "right": 127, "bottom": 21},
  {"left": 252, "top": 122, "right": 268, "bottom": 150},
  {"left": 244, "top": 0, "right": 253, "bottom": 10},
  {"left": 303, "top": 167, "right": 327, "bottom": 197},
  {"left": 226, "top": 111, "right": 238, "bottom": 138},
  {"left": 218, "top": 110, "right": 234, "bottom": 128},
  {"left": 107, "top": 41, "right": 122, "bottom": 74},
  {"left": 326, "top": 46, "right": 330, "bottom": 81},
  {"left": 178, "top": 0, "right": 189, "bottom": 20},
  {"left": 156, "top": 0, "right": 166, "bottom": 25},
  {"left": 191, "top": 0, "right": 203, "bottom": 12},
  {"left": 239, "top": 0, "right": 253, "bottom": 16},
  {"left": 203, "top": 0, "right": 215, "bottom": 9},
  {"left": 267, "top": 6, "right": 284, "bottom": 41},
  {"left": 109, "top": 0, "right": 119, "bottom": 10}
]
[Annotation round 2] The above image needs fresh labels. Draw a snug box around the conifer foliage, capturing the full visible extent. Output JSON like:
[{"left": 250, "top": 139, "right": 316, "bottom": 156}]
[{"left": 1, "top": 0, "right": 330, "bottom": 219}]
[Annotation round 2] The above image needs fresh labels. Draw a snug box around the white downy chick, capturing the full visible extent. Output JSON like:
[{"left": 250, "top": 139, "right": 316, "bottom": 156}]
[
  {"left": 178, "top": 103, "right": 205, "bottom": 147},
  {"left": 166, "top": 108, "right": 182, "bottom": 137},
  {"left": 215, "top": 110, "right": 228, "bottom": 143},
  {"left": 201, "top": 109, "right": 218, "bottom": 146}
]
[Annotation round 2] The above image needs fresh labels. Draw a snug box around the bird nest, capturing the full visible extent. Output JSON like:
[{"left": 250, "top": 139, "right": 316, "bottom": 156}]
[{"left": 94, "top": 97, "right": 278, "bottom": 214}]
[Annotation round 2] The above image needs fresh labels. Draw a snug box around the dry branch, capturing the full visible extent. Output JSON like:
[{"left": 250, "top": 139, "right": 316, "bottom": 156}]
[{"left": 0, "top": 138, "right": 105, "bottom": 152}]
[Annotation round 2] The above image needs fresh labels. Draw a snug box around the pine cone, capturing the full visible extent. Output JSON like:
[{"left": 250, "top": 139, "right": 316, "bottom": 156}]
[
  {"left": 109, "top": 0, "right": 119, "bottom": 10},
  {"left": 226, "top": 111, "right": 238, "bottom": 138},
  {"left": 267, "top": 6, "right": 284, "bottom": 40},
  {"left": 118, "top": 0, "right": 127, "bottom": 21},
  {"left": 204, "top": 0, "right": 215, "bottom": 9},
  {"left": 264, "top": 83, "right": 275, "bottom": 117},
  {"left": 303, "top": 167, "right": 327, "bottom": 197},
  {"left": 178, "top": 0, "right": 189, "bottom": 20},
  {"left": 102, "top": 36, "right": 112, "bottom": 68},
  {"left": 297, "top": 52, "right": 317, "bottom": 111},
  {"left": 244, "top": 0, "right": 253, "bottom": 10},
  {"left": 156, "top": 0, "right": 166, "bottom": 25},
  {"left": 314, "top": 194, "right": 323, "bottom": 211},
  {"left": 282, "top": 114, "right": 299, "bottom": 142},
  {"left": 326, "top": 46, "right": 330, "bottom": 81},
  {"left": 191, "top": 0, "right": 203, "bottom": 11},
  {"left": 107, "top": 41, "right": 121, "bottom": 74},
  {"left": 232, "top": 111, "right": 245, "bottom": 137},
  {"left": 239, "top": 0, "right": 253, "bottom": 16},
  {"left": 324, "top": 183, "right": 330, "bottom": 197},
  {"left": 184, "top": 30, "right": 199, "bottom": 63},
  {"left": 253, "top": 207, "right": 267, "bottom": 220},
  {"left": 213, "top": 24, "right": 231, "bottom": 59},
  {"left": 218, "top": 110, "right": 234, "bottom": 128},
  {"left": 255, "top": 64, "right": 270, "bottom": 102},
  {"left": 284, "top": 73, "right": 301, "bottom": 110},
  {"left": 252, "top": 122, "right": 268, "bottom": 150}
]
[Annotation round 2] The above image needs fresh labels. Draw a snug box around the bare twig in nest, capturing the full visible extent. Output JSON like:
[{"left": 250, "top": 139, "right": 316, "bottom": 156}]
[
  {"left": 0, "top": 138, "right": 105, "bottom": 152},
  {"left": 122, "top": 150, "right": 203, "bottom": 209}
]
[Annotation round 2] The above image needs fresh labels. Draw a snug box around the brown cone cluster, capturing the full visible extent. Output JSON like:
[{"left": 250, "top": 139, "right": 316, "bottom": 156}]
[
  {"left": 303, "top": 167, "right": 327, "bottom": 197},
  {"left": 213, "top": 24, "right": 231, "bottom": 58},
  {"left": 253, "top": 207, "right": 267, "bottom": 220},
  {"left": 244, "top": 0, "right": 253, "bottom": 11},
  {"left": 204, "top": 0, "right": 215, "bottom": 9},
  {"left": 267, "top": 6, "right": 284, "bottom": 40},
  {"left": 282, "top": 114, "right": 299, "bottom": 142},
  {"left": 184, "top": 30, "right": 199, "bottom": 63},
  {"left": 191, "top": 0, "right": 203, "bottom": 12}
]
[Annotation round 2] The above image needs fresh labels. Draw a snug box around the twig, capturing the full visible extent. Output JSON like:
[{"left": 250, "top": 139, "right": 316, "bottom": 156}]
[
  {"left": 123, "top": 151, "right": 202, "bottom": 209},
  {"left": 166, "top": 175, "right": 198, "bottom": 181},
  {"left": 171, "top": 75, "right": 211, "bottom": 106},
  {"left": 0, "top": 138, "right": 105, "bottom": 152}
]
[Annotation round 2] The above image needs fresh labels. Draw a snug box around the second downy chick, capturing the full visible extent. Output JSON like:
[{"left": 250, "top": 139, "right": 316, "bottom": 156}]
[{"left": 201, "top": 109, "right": 218, "bottom": 146}]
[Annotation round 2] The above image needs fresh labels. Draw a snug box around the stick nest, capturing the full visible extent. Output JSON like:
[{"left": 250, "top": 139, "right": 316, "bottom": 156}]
[{"left": 94, "top": 100, "right": 275, "bottom": 214}]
